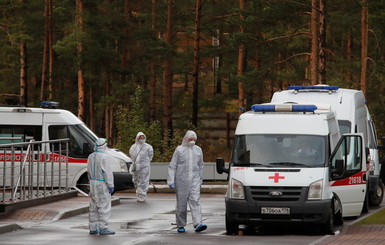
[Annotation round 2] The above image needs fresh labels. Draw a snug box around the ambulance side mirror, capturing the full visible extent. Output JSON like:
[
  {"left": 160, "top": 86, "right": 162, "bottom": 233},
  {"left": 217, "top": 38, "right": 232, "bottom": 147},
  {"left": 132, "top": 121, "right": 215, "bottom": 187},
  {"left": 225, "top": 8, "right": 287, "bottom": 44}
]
[
  {"left": 331, "top": 159, "right": 344, "bottom": 177},
  {"left": 216, "top": 157, "right": 229, "bottom": 174}
]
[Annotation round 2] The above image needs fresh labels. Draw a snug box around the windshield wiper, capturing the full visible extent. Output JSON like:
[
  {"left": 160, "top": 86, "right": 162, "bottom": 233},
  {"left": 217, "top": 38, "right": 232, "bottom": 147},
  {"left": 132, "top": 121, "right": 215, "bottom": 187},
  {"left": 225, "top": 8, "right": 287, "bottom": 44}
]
[
  {"left": 268, "top": 162, "right": 311, "bottom": 167},
  {"left": 234, "top": 162, "right": 265, "bottom": 167}
]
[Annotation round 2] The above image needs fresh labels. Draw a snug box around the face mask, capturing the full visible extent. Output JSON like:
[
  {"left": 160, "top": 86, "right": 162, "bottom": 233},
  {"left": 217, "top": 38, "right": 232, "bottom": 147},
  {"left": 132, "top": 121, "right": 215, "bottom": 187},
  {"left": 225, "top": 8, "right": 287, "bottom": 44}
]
[
  {"left": 139, "top": 139, "right": 145, "bottom": 144},
  {"left": 188, "top": 141, "right": 195, "bottom": 147}
]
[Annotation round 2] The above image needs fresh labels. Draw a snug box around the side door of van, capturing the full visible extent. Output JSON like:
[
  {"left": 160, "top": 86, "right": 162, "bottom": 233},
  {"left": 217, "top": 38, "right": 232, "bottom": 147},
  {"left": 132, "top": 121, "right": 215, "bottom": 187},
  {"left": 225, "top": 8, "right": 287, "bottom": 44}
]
[{"left": 330, "top": 134, "right": 367, "bottom": 217}]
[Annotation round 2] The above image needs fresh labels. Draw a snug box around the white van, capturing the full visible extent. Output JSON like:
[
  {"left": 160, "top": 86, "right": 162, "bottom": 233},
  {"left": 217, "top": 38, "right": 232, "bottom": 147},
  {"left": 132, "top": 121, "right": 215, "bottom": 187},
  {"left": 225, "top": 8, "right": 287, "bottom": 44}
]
[
  {"left": 216, "top": 103, "right": 367, "bottom": 234},
  {"left": 0, "top": 102, "right": 133, "bottom": 193},
  {"left": 271, "top": 85, "right": 383, "bottom": 206}
]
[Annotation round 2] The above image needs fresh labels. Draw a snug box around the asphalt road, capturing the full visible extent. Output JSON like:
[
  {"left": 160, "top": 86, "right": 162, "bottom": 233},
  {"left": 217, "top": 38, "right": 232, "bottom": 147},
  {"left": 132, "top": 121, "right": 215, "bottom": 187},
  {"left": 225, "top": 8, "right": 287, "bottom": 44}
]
[{"left": 0, "top": 192, "right": 333, "bottom": 245}]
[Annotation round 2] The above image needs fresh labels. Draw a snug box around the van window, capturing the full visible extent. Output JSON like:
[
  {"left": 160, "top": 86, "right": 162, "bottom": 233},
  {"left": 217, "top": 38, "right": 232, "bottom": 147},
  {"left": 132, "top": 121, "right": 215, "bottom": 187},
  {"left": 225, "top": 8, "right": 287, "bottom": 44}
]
[
  {"left": 368, "top": 120, "right": 377, "bottom": 149},
  {"left": 232, "top": 134, "right": 327, "bottom": 168},
  {"left": 49, "top": 125, "right": 94, "bottom": 158},
  {"left": 337, "top": 120, "right": 351, "bottom": 135},
  {"left": 0, "top": 125, "right": 42, "bottom": 145},
  {"left": 331, "top": 135, "right": 362, "bottom": 175}
]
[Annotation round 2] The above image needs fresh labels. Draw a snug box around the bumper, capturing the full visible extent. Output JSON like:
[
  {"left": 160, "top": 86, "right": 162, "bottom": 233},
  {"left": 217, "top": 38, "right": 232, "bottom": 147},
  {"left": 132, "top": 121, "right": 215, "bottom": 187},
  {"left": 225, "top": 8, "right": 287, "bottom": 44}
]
[
  {"left": 225, "top": 198, "right": 331, "bottom": 226},
  {"left": 113, "top": 172, "right": 134, "bottom": 191}
]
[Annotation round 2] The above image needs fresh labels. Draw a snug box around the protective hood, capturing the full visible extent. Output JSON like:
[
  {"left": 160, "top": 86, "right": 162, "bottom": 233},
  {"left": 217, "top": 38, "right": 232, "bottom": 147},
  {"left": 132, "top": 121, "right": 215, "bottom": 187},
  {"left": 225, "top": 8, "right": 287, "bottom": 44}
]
[
  {"left": 181, "top": 130, "right": 197, "bottom": 147},
  {"left": 135, "top": 132, "right": 146, "bottom": 144},
  {"left": 95, "top": 138, "right": 108, "bottom": 152}
]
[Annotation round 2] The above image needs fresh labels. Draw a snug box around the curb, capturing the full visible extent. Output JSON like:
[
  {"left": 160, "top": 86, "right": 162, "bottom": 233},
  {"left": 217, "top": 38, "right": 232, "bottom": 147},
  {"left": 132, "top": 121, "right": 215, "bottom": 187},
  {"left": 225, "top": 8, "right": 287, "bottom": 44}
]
[
  {"left": 0, "top": 223, "right": 23, "bottom": 235},
  {"left": 0, "top": 197, "right": 120, "bottom": 234},
  {"left": 52, "top": 197, "right": 120, "bottom": 221},
  {"left": 121, "top": 184, "right": 228, "bottom": 194}
]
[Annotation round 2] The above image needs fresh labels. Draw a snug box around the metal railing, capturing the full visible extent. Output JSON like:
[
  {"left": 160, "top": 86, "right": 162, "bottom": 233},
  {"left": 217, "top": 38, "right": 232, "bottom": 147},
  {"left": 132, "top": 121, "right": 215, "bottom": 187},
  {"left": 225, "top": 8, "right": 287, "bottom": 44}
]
[{"left": 0, "top": 138, "right": 70, "bottom": 204}]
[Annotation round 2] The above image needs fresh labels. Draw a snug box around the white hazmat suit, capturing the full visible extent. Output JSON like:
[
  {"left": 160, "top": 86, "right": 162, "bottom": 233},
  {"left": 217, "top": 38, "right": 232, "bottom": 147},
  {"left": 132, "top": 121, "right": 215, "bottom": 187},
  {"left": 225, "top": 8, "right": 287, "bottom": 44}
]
[
  {"left": 167, "top": 130, "right": 207, "bottom": 232},
  {"left": 88, "top": 138, "right": 115, "bottom": 235},
  {"left": 129, "top": 132, "right": 154, "bottom": 202}
]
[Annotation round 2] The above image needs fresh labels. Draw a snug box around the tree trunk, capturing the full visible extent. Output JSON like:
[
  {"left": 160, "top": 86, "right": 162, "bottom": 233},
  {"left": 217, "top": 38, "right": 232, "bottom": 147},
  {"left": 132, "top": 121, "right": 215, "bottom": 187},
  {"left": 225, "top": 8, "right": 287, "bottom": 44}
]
[
  {"left": 48, "top": 0, "right": 54, "bottom": 100},
  {"left": 104, "top": 77, "right": 112, "bottom": 142},
  {"left": 192, "top": 0, "right": 202, "bottom": 127},
  {"left": 18, "top": 0, "right": 27, "bottom": 106},
  {"left": 150, "top": 0, "right": 157, "bottom": 122},
  {"left": 318, "top": 0, "right": 326, "bottom": 84},
  {"left": 121, "top": 0, "right": 130, "bottom": 76},
  {"left": 237, "top": 0, "right": 246, "bottom": 112},
  {"left": 213, "top": 30, "right": 222, "bottom": 94},
  {"left": 360, "top": 0, "right": 368, "bottom": 97},
  {"left": 310, "top": 0, "right": 319, "bottom": 85},
  {"left": 89, "top": 87, "right": 95, "bottom": 132},
  {"left": 347, "top": 31, "right": 353, "bottom": 87},
  {"left": 76, "top": 0, "right": 85, "bottom": 121},
  {"left": 40, "top": 0, "right": 49, "bottom": 101},
  {"left": 20, "top": 42, "right": 27, "bottom": 106},
  {"left": 163, "top": 0, "right": 173, "bottom": 140}
]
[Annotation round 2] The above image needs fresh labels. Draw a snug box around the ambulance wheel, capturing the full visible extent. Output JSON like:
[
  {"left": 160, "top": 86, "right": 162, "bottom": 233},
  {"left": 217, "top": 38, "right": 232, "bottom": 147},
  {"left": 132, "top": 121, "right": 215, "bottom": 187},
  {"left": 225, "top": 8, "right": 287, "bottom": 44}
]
[
  {"left": 77, "top": 174, "right": 90, "bottom": 194},
  {"left": 225, "top": 214, "right": 239, "bottom": 235},
  {"left": 322, "top": 206, "right": 334, "bottom": 235},
  {"left": 369, "top": 180, "right": 384, "bottom": 207}
]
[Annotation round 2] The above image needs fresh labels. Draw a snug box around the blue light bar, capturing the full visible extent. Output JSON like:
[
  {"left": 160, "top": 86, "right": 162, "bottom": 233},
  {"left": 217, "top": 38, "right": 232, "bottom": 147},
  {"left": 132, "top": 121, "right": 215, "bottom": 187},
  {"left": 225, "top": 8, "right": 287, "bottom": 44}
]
[
  {"left": 251, "top": 104, "right": 275, "bottom": 112},
  {"left": 288, "top": 85, "right": 339, "bottom": 91},
  {"left": 292, "top": 105, "right": 318, "bottom": 112},
  {"left": 41, "top": 101, "right": 59, "bottom": 109},
  {"left": 251, "top": 104, "right": 317, "bottom": 112}
]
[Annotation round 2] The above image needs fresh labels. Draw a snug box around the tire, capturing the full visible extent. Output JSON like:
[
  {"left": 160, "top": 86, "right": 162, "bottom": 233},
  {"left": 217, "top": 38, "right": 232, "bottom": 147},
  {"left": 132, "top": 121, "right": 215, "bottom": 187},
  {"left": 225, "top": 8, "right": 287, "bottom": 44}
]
[
  {"left": 76, "top": 174, "right": 90, "bottom": 194},
  {"left": 333, "top": 197, "right": 343, "bottom": 226},
  {"left": 369, "top": 180, "right": 384, "bottom": 207},
  {"left": 322, "top": 206, "right": 335, "bottom": 235},
  {"left": 225, "top": 213, "right": 239, "bottom": 235}
]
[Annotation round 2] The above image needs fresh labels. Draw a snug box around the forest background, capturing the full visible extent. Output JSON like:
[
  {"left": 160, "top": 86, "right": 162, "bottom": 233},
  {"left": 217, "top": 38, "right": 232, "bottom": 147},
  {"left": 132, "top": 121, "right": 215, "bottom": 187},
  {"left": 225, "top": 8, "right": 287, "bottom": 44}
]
[{"left": 1, "top": 0, "right": 385, "bottom": 162}]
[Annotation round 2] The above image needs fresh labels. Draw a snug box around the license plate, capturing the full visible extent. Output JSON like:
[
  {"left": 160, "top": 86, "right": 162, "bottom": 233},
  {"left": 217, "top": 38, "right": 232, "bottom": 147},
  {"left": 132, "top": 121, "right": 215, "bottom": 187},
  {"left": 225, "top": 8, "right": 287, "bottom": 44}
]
[{"left": 261, "top": 207, "right": 290, "bottom": 215}]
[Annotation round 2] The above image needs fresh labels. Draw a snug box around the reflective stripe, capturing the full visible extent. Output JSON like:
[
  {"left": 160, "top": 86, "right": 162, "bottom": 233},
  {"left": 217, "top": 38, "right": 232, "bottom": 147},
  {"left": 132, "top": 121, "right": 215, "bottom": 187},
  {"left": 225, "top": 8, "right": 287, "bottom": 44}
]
[
  {"left": 90, "top": 178, "right": 105, "bottom": 182},
  {"left": 188, "top": 148, "right": 192, "bottom": 181},
  {"left": 91, "top": 151, "right": 106, "bottom": 181}
]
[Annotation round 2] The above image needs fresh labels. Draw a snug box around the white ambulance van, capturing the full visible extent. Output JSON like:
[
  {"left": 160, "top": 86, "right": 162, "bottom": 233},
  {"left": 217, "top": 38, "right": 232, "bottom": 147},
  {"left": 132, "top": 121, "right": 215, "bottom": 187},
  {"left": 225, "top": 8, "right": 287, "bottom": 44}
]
[
  {"left": 0, "top": 102, "right": 133, "bottom": 193},
  {"left": 216, "top": 103, "right": 367, "bottom": 235},
  {"left": 271, "top": 85, "right": 383, "bottom": 206}
]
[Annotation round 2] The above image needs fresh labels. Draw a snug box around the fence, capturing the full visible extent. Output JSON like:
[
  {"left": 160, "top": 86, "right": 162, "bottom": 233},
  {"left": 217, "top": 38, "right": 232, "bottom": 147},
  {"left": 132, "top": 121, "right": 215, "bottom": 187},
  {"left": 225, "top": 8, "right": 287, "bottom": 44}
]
[
  {"left": 150, "top": 162, "right": 228, "bottom": 181},
  {"left": 0, "top": 138, "right": 70, "bottom": 205}
]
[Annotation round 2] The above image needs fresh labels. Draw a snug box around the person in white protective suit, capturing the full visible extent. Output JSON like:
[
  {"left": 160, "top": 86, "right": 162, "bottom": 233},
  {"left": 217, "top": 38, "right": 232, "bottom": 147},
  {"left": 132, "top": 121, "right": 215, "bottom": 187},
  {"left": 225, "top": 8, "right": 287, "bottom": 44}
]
[
  {"left": 87, "top": 138, "right": 115, "bottom": 235},
  {"left": 129, "top": 132, "right": 154, "bottom": 203},
  {"left": 167, "top": 130, "right": 207, "bottom": 233}
]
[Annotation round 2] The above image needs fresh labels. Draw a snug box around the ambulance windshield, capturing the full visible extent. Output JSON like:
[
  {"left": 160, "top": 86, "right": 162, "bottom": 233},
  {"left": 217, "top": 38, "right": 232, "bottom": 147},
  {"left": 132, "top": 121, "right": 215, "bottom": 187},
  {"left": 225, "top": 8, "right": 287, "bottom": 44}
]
[{"left": 232, "top": 134, "right": 327, "bottom": 168}]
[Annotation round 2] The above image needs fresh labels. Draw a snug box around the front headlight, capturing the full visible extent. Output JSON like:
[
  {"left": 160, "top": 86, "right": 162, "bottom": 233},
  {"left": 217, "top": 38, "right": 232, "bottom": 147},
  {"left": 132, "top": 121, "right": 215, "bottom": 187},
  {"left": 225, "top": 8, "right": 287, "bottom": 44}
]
[
  {"left": 308, "top": 179, "right": 323, "bottom": 200},
  {"left": 116, "top": 158, "right": 129, "bottom": 172},
  {"left": 231, "top": 178, "right": 245, "bottom": 199}
]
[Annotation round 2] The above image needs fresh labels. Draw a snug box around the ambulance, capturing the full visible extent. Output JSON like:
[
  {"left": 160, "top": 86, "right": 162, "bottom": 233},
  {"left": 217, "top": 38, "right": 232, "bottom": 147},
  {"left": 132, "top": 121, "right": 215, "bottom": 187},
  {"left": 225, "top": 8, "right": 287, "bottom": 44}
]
[
  {"left": 216, "top": 103, "right": 367, "bottom": 235},
  {"left": 0, "top": 101, "right": 134, "bottom": 193},
  {"left": 271, "top": 85, "right": 383, "bottom": 206}
]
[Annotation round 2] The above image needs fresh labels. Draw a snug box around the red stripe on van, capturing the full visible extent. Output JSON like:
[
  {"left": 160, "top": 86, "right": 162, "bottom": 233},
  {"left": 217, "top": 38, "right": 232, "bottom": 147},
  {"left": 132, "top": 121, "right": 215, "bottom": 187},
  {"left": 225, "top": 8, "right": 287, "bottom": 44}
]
[
  {"left": 331, "top": 171, "right": 367, "bottom": 186},
  {"left": 0, "top": 153, "right": 87, "bottom": 163}
]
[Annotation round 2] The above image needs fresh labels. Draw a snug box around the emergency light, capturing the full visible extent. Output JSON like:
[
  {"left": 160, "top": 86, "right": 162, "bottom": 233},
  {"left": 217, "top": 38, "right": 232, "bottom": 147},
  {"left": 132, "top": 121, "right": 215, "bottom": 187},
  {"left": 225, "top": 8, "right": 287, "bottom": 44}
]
[
  {"left": 251, "top": 104, "right": 318, "bottom": 112},
  {"left": 41, "top": 101, "right": 59, "bottom": 109},
  {"left": 288, "top": 85, "right": 340, "bottom": 91}
]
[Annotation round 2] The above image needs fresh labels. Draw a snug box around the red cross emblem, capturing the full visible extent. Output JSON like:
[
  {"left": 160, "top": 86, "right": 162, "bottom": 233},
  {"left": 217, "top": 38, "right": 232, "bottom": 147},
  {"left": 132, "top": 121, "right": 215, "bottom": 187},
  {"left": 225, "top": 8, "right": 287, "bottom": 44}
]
[{"left": 269, "top": 173, "right": 285, "bottom": 183}]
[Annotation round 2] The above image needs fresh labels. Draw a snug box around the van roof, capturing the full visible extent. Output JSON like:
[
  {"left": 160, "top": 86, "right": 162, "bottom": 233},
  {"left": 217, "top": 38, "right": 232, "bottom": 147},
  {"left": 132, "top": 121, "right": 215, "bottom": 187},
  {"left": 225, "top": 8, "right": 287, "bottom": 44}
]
[
  {"left": 236, "top": 110, "right": 336, "bottom": 135},
  {"left": 0, "top": 106, "right": 83, "bottom": 125},
  {"left": 271, "top": 87, "right": 366, "bottom": 121}
]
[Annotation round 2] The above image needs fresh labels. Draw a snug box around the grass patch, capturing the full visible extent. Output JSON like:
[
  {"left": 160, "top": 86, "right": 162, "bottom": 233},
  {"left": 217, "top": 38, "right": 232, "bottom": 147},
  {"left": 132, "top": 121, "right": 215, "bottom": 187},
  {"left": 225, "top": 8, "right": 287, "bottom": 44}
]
[{"left": 355, "top": 208, "right": 385, "bottom": 225}]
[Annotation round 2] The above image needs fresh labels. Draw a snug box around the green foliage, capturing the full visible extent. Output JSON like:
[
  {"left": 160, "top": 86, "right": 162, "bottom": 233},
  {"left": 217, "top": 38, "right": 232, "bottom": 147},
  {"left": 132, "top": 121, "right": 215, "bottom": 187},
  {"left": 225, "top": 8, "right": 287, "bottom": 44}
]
[
  {"left": 356, "top": 208, "right": 385, "bottom": 225},
  {"left": 115, "top": 86, "right": 162, "bottom": 160},
  {"left": 4, "top": 0, "right": 385, "bottom": 156},
  {"left": 114, "top": 86, "right": 188, "bottom": 162}
]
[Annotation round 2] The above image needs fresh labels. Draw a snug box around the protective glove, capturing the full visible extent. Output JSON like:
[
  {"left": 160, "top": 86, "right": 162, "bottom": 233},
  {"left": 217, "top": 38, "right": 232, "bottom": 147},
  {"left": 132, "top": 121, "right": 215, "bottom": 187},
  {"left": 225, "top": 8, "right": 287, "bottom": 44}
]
[
  {"left": 109, "top": 187, "right": 115, "bottom": 194},
  {"left": 169, "top": 183, "right": 175, "bottom": 189}
]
